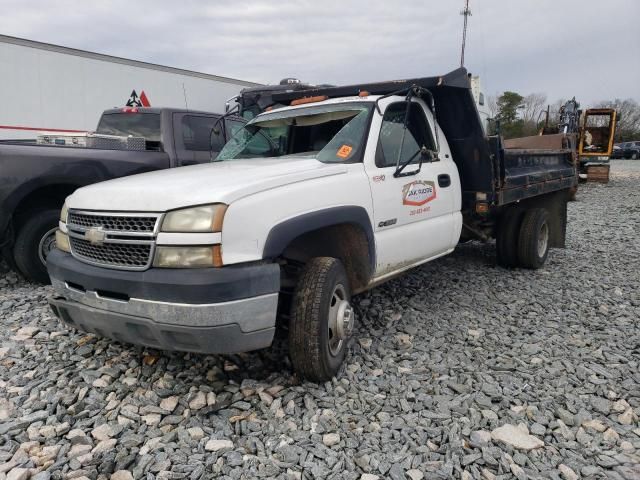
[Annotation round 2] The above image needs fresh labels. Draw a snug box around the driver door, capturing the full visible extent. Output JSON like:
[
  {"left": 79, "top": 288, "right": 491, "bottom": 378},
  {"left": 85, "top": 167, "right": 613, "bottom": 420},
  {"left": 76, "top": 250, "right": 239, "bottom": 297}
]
[{"left": 365, "top": 99, "right": 457, "bottom": 278}]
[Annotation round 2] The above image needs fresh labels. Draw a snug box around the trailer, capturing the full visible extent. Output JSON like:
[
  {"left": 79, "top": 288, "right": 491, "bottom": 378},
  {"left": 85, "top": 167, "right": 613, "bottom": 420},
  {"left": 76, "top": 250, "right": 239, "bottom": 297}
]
[{"left": 0, "top": 35, "right": 259, "bottom": 140}]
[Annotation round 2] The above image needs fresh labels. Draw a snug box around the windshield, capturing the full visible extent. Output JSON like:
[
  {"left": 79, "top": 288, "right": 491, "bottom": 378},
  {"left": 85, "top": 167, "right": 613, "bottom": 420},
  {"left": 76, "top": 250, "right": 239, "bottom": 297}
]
[
  {"left": 96, "top": 113, "right": 162, "bottom": 150},
  {"left": 216, "top": 103, "right": 372, "bottom": 163}
]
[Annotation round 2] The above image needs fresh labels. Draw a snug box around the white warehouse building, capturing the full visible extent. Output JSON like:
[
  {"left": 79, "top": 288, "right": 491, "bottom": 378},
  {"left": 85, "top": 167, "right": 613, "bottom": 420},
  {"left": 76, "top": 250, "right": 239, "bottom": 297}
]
[{"left": 0, "top": 35, "right": 260, "bottom": 140}]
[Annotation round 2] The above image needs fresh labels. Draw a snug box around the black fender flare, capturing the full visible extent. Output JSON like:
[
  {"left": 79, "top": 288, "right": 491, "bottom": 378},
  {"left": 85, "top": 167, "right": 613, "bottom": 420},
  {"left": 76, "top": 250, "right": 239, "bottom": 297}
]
[{"left": 263, "top": 206, "right": 376, "bottom": 273}]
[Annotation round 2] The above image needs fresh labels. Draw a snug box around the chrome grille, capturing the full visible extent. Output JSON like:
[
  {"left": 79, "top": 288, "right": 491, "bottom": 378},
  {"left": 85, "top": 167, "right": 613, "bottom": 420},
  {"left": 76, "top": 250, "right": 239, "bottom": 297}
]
[
  {"left": 67, "top": 210, "right": 160, "bottom": 271},
  {"left": 70, "top": 237, "right": 152, "bottom": 269},
  {"left": 68, "top": 212, "right": 157, "bottom": 232}
]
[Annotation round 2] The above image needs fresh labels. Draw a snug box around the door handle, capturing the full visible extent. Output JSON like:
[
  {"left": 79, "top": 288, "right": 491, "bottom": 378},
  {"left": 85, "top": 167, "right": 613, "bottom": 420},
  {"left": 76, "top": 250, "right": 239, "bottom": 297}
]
[{"left": 438, "top": 174, "right": 451, "bottom": 188}]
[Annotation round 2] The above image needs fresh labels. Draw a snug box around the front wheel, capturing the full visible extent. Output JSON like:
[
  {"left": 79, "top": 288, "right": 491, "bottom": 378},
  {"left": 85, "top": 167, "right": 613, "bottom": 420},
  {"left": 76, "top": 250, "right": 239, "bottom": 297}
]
[
  {"left": 13, "top": 209, "right": 60, "bottom": 284},
  {"left": 289, "top": 257, "right": 354, "bottom": 381}
]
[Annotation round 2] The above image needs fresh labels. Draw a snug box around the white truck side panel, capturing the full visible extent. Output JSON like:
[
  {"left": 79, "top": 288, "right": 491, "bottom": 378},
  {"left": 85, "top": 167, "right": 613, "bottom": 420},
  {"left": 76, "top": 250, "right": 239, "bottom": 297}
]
[
  {"left": 221, "top": 164, "right": 374, "bottom": 265},
  {"left": 0, "top": 36, "right": 258, "bottom": 140}
]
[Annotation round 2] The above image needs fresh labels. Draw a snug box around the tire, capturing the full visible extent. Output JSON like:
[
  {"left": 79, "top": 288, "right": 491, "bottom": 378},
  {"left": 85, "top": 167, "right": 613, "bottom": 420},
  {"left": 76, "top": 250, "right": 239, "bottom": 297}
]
[
  {"left": 13, "top": 209, "right": 60, "bottom": 284},
  {"left": 289, "top": 257, "right": 354, "bottom": 382},
  {"left": 517, "top": 208, "right": 550, "bottom": 269},
  {"left": 632, "top": 152, "right": 638, "bottom": 160},
  {"left": 496, "top": 208, "right": 522, "bottom": 268}
]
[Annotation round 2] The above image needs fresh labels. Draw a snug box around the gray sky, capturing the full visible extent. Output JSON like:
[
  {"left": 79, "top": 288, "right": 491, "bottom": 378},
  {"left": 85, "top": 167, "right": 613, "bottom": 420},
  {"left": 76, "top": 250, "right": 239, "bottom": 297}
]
[{"left": 1, "top": 0, "right": 639, "bottom": 105}]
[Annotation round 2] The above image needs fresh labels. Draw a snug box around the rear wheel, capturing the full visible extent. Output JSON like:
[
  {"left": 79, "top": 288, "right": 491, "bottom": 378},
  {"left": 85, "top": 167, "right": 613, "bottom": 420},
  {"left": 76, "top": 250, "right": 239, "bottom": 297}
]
[
  {"left": 517, "top": 208, "right": 550, "bottom": 269},
  {"left": 496, "top": 209, "right": 522, "bottom": 268},
  {"left": 289, "top": 257, "right": 354, "bottom": 381},
  {"left": 13, "top": 209, "right": 59, "bottom": 284},
  {"left": 632, "top": 152, "right": 638, "bottom": 160}
]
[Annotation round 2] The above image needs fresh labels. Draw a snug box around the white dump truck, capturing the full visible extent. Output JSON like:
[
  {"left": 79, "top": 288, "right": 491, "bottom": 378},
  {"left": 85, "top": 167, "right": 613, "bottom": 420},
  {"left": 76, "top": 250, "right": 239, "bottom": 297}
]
[{"left": 47, "top": 68, "right": 579, "bottom": 380}]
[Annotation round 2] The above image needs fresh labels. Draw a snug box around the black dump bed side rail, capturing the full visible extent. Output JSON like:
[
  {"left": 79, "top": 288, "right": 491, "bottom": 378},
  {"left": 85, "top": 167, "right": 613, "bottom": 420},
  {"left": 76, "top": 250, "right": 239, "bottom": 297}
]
[{"left": 499, "top": 148, "right": 577, "bottom": 204}]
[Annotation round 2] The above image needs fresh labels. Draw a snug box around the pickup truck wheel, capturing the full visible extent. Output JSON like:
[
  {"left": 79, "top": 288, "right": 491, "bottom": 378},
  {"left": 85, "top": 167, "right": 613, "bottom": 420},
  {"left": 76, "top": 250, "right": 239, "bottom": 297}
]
[
  {"left": 289, "top": 257, "right": 354, "bottom": 382},
  {"left": 13, "top": 209, "right": 59, "bottom": 284},
  {"left": 517, "top": 208, "right": 550, "bottom": 269},
  {"left": 496, "top": 209, "right": 522, "bottom": 268}
]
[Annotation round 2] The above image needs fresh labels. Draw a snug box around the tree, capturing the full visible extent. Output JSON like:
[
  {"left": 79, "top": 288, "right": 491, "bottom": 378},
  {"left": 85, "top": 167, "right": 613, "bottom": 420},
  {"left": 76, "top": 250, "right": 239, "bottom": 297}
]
[
  {"left": 521, "top": 93, "right": 547, "bottom": 136},
  {"left": 496, "top": 91, "right": 525, "bottom": 138},
  {"left": 596, "top": 98, "right": 640, "bottom": 142},
  {"left": 496, "top": 91, "right": 524, "bottom": 124}
]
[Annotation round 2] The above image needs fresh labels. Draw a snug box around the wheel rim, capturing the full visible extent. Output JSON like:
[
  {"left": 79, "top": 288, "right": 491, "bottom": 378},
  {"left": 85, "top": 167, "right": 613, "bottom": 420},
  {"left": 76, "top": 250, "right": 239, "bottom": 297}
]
[
  {"left": 537, "top": 222, "right": 549, "bottom": 258},
  {"left": 38, "top": 227, "right": 58, "bottom": 266},
  {"left": 327, "top": 284, "right": 353, "bottom": 356}
]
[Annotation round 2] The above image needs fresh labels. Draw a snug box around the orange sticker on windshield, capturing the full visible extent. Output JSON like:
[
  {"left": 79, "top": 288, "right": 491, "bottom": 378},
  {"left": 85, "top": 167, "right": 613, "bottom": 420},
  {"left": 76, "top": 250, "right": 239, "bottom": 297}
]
[{"left": 336, "top": 145, "right": 353, "bottom": 158}]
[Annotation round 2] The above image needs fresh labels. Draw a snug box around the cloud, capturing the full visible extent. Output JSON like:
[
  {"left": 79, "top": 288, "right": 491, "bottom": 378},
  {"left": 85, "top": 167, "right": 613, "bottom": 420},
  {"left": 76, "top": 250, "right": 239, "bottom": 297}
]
[{"left": 1, "top": 0, "right": 638, "bottom": 104}]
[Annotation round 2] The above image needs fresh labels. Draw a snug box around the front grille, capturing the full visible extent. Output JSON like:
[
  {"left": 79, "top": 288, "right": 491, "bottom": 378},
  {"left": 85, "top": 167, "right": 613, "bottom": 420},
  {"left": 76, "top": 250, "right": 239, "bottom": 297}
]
[
  {"left": 68, "top": 212, "right": 157, "bottom": 233},
  {"left": 70, "top": 237, "right": 152, "bottom": 269},
  {"left": 67, "top": 210, "right": 160, "bottom": 270}
]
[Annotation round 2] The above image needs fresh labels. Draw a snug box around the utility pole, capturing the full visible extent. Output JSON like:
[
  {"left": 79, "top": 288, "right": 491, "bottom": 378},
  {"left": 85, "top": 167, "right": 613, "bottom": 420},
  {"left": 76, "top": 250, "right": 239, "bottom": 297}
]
[{"left": 460, "top": 0, "right": 472, "bottom": 67}]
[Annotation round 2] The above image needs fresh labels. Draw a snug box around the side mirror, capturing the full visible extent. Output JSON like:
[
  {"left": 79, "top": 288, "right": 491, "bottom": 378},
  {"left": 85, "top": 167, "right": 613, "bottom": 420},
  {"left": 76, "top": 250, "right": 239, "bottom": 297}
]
[
  {"left": 421, "top": 147, "right": 437, "bottom": 163},
  {"left": 210, "top": 127, "right": 224, "bottom": 161}
]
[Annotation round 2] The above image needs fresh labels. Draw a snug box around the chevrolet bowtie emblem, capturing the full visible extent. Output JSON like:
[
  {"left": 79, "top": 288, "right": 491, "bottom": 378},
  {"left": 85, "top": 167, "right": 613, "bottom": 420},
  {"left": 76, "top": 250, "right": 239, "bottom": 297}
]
[{"left": 85, "top": 227, "right": 106, "bottom": 245}]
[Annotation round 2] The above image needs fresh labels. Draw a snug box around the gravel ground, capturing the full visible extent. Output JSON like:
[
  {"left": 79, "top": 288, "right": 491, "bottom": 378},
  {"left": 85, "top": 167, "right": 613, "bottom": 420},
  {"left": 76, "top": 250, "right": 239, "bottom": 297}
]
[{"left": 1, "top": 160, "right": 639, "bottom": 480}]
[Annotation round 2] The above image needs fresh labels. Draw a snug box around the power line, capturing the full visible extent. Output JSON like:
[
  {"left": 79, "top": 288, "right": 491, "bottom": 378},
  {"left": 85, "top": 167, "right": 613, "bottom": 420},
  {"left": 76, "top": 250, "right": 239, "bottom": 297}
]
[{"left": 460, "top": 0, "right": 472, "bottom": 67}]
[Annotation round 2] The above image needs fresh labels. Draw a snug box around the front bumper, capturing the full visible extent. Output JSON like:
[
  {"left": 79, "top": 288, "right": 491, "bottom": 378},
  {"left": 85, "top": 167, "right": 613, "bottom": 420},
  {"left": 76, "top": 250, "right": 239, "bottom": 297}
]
[{"left": 47, "top": 250, "right": 280, "bottom": 354}]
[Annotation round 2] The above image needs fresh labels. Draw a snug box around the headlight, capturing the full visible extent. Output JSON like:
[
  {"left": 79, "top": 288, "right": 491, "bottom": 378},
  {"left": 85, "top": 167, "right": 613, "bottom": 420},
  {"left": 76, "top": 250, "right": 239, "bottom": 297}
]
[
  {"left": 60, "top": 202, "right": 69, "bottom": 223},
  {"left": 55, "top": 230, "right": 71, "bottom": 253},
  {"left": 153, "top": 245, "right": 223, "bottom": 268},
  {"left": 161, "top": 204, "right": 227, "bottom": 233}
]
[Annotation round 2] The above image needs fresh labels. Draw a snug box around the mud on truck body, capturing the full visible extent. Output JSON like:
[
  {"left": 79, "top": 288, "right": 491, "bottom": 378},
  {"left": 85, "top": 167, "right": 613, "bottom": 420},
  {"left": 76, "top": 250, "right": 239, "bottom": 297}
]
[{"left": 47, "top": 68, "right": 579, "bottom": 381}]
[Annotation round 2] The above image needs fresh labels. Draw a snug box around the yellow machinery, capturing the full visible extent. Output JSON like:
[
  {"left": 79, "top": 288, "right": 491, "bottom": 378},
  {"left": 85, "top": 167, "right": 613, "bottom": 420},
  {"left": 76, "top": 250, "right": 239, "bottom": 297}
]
[{"left": 578, "top": 108, "right": 617, "bottom": 183}]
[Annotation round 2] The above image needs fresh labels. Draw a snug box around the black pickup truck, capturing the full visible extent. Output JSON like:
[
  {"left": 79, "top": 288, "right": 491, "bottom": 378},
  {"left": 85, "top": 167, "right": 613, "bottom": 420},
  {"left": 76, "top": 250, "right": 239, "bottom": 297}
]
[{"left": 0, "top": 107, "right": 245, "bottom": 282}]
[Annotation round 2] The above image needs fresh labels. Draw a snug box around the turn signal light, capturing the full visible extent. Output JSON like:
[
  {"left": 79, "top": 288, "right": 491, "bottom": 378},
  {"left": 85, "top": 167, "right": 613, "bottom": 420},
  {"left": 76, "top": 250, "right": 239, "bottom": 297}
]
[
  {"left": 55, "top": 230, "right": 71, "bottom": 253},
  {"left": 212, "top": 245, "right": 223, "bottom": 267},
  {"left": 476, "top": 202, "right": 489, "bottom": 214},
  {"left": 290, "top": 95, "right": 328, "bottom": 106}
]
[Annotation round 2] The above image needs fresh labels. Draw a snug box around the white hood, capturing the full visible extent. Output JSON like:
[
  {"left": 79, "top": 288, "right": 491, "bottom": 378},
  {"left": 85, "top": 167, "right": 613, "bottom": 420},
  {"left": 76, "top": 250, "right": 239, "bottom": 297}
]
[{"left": 68, "top": 157, "right": 347, "bottom": 212}]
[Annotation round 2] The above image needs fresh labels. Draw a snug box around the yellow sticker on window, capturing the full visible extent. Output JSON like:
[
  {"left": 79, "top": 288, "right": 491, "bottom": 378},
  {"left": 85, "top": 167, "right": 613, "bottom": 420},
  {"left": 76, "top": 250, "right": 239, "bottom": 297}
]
[{"left": 337, "top": 145, "right": 353, "bottom": 158}]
